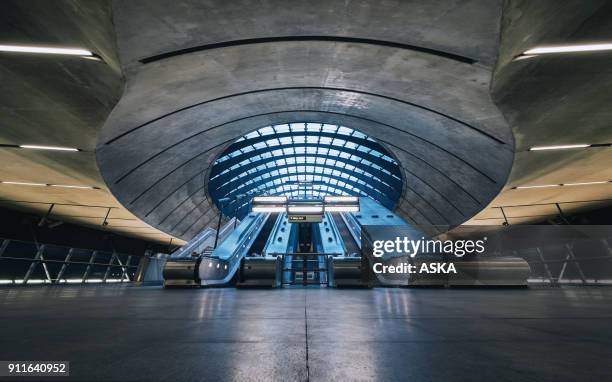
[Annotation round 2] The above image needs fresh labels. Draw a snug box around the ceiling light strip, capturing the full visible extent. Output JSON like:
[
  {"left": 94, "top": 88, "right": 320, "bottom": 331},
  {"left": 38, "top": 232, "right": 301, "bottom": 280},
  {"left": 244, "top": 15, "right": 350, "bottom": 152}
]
[
  {"left": 524, "top": 43, "right": 612, "bottom": 55},
  {"left": 0, "top": 44, "right": 92, "bottom": 56},
  {"left": 514, "top": 181, "right": 612, "bottom": 189},
  {"left": 19, "top": 145, "right": 79, "bottom": 151},
  {"left": 0, "top": 181, "right": 98, "bottom": 189},
  {"left": 529, "top": 144, "right": 591, "bottom": 151}
]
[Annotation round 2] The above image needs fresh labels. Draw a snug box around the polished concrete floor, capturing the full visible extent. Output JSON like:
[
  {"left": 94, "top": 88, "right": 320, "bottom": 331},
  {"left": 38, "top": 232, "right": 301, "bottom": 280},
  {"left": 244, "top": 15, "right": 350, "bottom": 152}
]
[{"left": 1, "top": 286, "right": 612, "bottom": 381}]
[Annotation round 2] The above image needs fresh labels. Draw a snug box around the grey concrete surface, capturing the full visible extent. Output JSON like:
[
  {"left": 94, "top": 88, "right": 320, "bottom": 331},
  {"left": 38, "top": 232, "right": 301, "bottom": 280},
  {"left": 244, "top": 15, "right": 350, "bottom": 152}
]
[
  {"left": 97, "top": 1, "right": 514, "bottom": 239},
  {"left": 1, "top": 286, "right": 611, "bottom": 381}
]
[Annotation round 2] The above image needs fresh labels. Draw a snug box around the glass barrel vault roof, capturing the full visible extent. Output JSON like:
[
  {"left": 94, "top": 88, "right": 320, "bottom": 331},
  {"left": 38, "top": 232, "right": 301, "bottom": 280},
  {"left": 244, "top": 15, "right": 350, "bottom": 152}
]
[{"left": 207, "top": 123, "right": 403, "bottom": 218}]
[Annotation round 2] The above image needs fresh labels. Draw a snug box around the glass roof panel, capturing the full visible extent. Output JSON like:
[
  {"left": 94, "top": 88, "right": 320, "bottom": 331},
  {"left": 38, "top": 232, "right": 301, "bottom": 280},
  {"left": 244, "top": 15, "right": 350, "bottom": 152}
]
[{"left": 208, "top": 122, "right": 403, "bottom": 217}]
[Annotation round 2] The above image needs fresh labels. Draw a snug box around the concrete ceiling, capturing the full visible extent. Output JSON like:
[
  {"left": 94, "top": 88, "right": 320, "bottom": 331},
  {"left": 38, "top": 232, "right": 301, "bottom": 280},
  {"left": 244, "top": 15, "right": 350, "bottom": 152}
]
[
  {"left": 2, "top": 0, "right": 612, "bottom": 243},
  {"left": 97, "top": 0, "right": 514, "bottom": 240},
  {"left": 469, "top": 0, "right": 612, "bottom": 225},
  {"left": 0, "top": 1, "right": 179, "bottom": 245}
]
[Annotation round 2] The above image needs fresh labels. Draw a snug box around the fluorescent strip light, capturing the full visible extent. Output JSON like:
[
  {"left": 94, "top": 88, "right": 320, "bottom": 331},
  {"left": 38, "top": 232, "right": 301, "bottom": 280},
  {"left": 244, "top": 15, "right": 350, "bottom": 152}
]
[
  {"left": 524, "top": 43, "right": 612, "bottom": 55},
  {"left": 515, "top": 181, "right": 611, "bottom": 189},
  {"left": 50, "top": 184, "right": 96, "bottom": 189},
  {"left": 253, "top": 196, "right": 287, "bottom": 203},
  {"left": 529, "top": 144, "right": 589, "bottom": 151},
  {"left": 325, "top": 206, "right": 360, "bottom": 212},
  {"left": 19, "top": 145, "right": 79, "bottom": 151},
  {"left": 252, "top": 206, "right": 287, "bottom": 213},
  {"left": 563, "top": 181, "right": 610, "bottom": 186},
  {"left": 288, "top": 206, "right": 323, "bottom": 213},
  {"left": 0, "top": 45, "right": 92, "bottom": 56},
  {"left": 1, "top": 181, "right": 46, "bottom": 186},
  {"left": 324, "top": 196, "right": 359, "bottom": 203},
  {"left": 1, "top": 181, "right": 96, "bottom": 189},
  {"left": 515, "top": 184, "right": 561, "bottom": 189}
]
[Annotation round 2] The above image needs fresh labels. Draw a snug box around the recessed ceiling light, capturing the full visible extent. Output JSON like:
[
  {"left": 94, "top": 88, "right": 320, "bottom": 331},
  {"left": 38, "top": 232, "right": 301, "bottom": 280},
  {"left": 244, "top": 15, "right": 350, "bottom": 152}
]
[
  {"left": 529, "top": 144, "right": 590, "bottom": 151},
  {"left": 0, "top": 44, "right": 92, "bottom": 56},
  {"left": 19, "top": 145, "right": 79, "bottom": 151},
  {"left": 524, "top": 43, "right": 612, "bottom": 55}
]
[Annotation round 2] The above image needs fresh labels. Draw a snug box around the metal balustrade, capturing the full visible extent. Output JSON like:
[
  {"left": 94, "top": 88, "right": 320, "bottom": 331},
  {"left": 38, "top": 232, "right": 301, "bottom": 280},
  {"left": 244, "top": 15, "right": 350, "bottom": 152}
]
[{"left": 0, "top": 238, "right": 140, "bottom": 285}]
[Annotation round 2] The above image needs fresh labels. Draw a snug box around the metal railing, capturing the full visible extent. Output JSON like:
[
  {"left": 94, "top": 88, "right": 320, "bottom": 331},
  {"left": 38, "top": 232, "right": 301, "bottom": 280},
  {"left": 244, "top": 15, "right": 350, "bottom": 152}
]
[{"left": 0, "top": 238, "right": 140, "bottom": 285}]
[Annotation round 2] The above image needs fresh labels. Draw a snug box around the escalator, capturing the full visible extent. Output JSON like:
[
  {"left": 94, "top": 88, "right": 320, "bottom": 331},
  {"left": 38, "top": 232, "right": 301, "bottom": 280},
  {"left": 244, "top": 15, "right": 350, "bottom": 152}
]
[
  {"left": 247, "top": 213, "right": 279, "bottom": 257},
  {"left": 236, "top": 213, "right": 282, "bottom": 287},
  {"left": 331, "top": 213, "right": 360, "bottom": 256},
  {"left": 329, "top": 213, "right": 364, "bottom": 287}
]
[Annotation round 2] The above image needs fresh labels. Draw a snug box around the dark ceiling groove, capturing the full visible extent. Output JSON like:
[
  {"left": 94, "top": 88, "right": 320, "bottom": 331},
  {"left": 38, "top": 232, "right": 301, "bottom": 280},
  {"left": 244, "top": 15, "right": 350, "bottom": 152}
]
[
  {"left": 180, "top": 209, "right": 217, "bottom": 238},
  {"left": 127, "top": 138, "right": 233, "bottom": 205},
  {"left": 138, "top": 36, "right": 477, "bottom": 65},
  {"left": 169, "top": 198, "right": 210, "bottom": 233},
  {"left": 103, "top": 87, "right": 506, "bottom": 145},
  {"left": 400, "top": 186, "right": 454, "bottom": 225},
  {"left": 152, "top": 178, "right": 205, "bottom": 220},
  {"left": 153, "top": 173, "right": 208, "bottom": 220},
  {"left": 395, "top": 202, "right": 435, "bottom": 226},
  {"left": 402, "top": 168, "right": 469, "bottom": 218},
  {"left": 391, "top": 147, "right": 486, "bottom": 206},
  {"left": 393, "top": 207, "right": 419, "bottom": 227},
  {"left": 159, "top": 191, "right": 204, "bottom": 228},
  {"left": 186, "top": 211, "right": 221, "bottom": 238}
]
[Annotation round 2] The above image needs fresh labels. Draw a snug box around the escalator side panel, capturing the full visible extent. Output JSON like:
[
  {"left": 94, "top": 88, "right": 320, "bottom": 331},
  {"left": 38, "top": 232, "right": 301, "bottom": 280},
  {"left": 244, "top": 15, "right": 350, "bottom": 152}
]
[
  {"left": 236, "top": 213, "right": 283, "bottom": 287},
  {"left": 332, "top": 213, "right": 360, "bottom": 256},
  {"left": 313, "top": 213, "right": 345, "bottom": 255},
  {"left": 198, "top": 213, "right": 270, "bottom": 286}
]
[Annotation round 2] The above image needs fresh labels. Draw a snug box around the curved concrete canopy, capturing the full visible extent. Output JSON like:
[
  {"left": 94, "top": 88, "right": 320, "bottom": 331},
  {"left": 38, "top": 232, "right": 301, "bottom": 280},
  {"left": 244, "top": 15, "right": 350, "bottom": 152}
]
[
  {"left": 96, "top": 1, "right": 514, "bottom": 240},
  {"left": 113, "top": 0, "right": 502, "bottom": 68}
]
